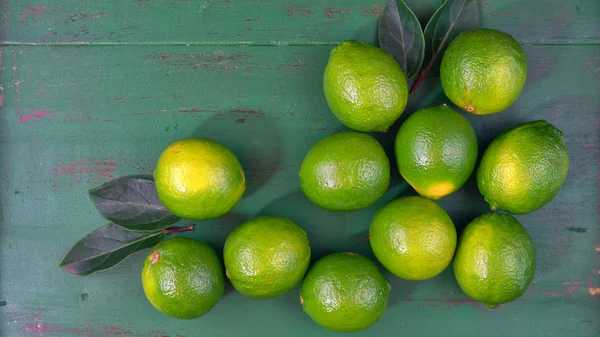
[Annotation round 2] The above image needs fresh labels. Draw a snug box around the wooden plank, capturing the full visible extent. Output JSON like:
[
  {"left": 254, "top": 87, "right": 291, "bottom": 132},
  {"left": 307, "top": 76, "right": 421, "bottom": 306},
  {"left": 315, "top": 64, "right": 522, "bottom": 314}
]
[
  {"left": 1, "top": 0, "right": 599, "bottom": 45},
  {"left": 0, "top": 44, "right": 599, "bottom": 336}
]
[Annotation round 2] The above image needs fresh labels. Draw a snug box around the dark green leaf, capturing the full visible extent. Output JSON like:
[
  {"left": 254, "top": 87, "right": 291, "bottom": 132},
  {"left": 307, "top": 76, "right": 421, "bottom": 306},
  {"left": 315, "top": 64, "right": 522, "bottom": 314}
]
[
  {"left": 59, "top": 224, "right": 165, "bottom": 276},
  {"left": 378, "top": 0, "right": 425, "bottom": 80},
  {"left": 89, "top": 176, "right": 180, "bottom": 232},
  {"left": 422, "top": 0, "right": 480, "bottom": 75},
  {"left": 411, "top": 0, "right": 480, "bottom": 94}
]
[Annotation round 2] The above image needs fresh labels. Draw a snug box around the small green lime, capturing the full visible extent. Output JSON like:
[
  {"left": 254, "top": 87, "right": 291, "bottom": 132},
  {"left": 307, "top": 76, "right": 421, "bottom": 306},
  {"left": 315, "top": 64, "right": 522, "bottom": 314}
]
[
  {"left": 477, "top": 120, "right": 569, "bottom": 214},
  {"left": 223, "top": 216, "right": 311, "bottom": 298},
  {"left": 154, "top": 137, "right": 246, "bottom": 220},
  {"left": 441, "top": 28, "right": 527, "bottom": 115},
  {"left": 454, "top": 213, "right": 536, "bottom": 308},
  {"left": 395, "top": 104, "right": 478, "bottom": 200},
  {"left": 299, "top": 131, "right": 390, "bottom": 211},
  {"left": 370, "top": 196, "right": 457, "bottom": 280},
  {"left": 142, "top": 237, "right": 225, "bottom": 319},
  {"left": 300, "top": 252, "right": 390, "bottom": 332},
  {"left": 323, "top": 40, "right": 408, "bottom": 132}
]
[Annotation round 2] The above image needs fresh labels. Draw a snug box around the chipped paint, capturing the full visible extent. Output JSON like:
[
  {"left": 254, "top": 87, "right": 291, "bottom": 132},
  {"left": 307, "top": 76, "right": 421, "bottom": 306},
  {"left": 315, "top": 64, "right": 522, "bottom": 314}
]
[
  {"left": 17, "top": 110, "right": 52, "bottom": 124},
  {"left": 20, "top": 6, "right": 50, "bottom": 25}
]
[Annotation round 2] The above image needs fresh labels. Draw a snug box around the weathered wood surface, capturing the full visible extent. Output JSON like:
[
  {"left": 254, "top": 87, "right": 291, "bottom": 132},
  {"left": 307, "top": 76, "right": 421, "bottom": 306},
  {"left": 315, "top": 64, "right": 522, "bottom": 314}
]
[{"left": 0, "top": 0, "right": 599, "bottom": 336}]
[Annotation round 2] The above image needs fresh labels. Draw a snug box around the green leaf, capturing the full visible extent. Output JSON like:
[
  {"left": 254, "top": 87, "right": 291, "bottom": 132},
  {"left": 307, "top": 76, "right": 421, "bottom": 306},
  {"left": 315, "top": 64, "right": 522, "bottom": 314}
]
[
  {"left": 59, "top": 224, "right": 166, "bottom": 276},
  {"left": 378, "top": 0, "right": 425, "bottom": 80},
  {"left": 411, "top": 0, "right": 480, "bottom": 93},
  {"left": 89, "top": 176, "right": 180, "bottom": 232}
]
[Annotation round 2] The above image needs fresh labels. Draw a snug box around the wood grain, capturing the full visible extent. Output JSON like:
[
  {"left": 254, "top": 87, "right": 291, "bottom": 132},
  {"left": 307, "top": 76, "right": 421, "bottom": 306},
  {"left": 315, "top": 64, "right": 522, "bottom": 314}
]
[
  {"left": 1, "top": 0, "right": 599, "bottom": 45},
  {"left": 0, "top": 0, "right": 599, "bottom": 336}
]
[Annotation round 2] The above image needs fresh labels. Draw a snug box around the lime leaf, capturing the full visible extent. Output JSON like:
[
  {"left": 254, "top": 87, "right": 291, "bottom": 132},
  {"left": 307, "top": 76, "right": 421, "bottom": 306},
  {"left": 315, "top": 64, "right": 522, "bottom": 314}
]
[
  {"left": 410, "top": 0, "right": 480, "bottom": 94},
  {"left": 378, "top": 0, "right": 425, "bottom": 80},
  {"left": 59, "top": 224, "right": 166, "bottom": 276},
  {"left": 89, "top": 176, "right": 180, "bottom": 232},
  {"left": 59, "top": 224, "right": 195, "bottom": 276}
]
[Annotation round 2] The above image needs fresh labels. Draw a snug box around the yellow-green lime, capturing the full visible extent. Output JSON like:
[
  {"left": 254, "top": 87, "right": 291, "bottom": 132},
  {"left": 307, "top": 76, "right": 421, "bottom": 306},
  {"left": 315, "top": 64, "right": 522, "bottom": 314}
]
[
  {"left": 223, "top": 216, "right": 311, "bottom": 299},
  {"left": 369, "top": 196, "right": 457, "bottom": 280},
  {"left": 440, "top": 28, "right": 527, "bottom": 115},
  {"left": 142, "top": 237, "right": 225, "bottom": 319},
  {"left": 477, "top": 120, "right": 569, "bottom": 214},
  {"left": 395, "top": 104, "right": 478, "bottom": 200},
  {"left": 154, "top": 137, "right": 246, "bottom": 220},
  {"left": 454, "top": 213, "right": 536, "bottom": 308},
  {"left": 323, "top": 40, "right": 408, "bottom": 132},
  {"left": 299, "top": 131, "right": 390, "bottom": 211},
  {"left": 300, "top": 252, "right": 390, "bottom": 332}
]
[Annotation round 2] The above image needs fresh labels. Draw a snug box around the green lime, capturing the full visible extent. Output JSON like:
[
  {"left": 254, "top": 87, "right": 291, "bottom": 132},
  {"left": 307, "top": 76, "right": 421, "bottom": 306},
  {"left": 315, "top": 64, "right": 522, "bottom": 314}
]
[
  {"left": 300, "top": 252, "right": 390, "bottom": 332},
  {"left": 223, "top": 216, "right": 311, "bottom": 299},
  {"left": 477, "top": 120, "right": 569, "bottom": 214},
  {"left": 323, "top": 40, "right": 408, "bottom": 132},
  {"left": 440, "top": 28, "right": 527, "bottom": 115},
  {"left": 142, "top": 237, "right": 225, "bottom": 319},
  {"left": 454, "top": 213, "right": 536, "bottom": 308},
  {"left": 299, "top": 131, "right": 390, "bottom": 211},
  {"left": 154, "top": 137, "right": 246, "bottom": 220},
  {"left": 395, "top": 104, "right": 478, "bottom": 200},
  {"left": 369, "top": 196, "right": 457, "bottom": 280}
]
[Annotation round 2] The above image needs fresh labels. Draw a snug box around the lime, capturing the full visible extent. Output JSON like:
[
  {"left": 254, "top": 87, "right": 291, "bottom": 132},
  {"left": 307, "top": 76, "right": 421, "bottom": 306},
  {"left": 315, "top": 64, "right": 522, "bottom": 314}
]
[
  {"left": 300, "top": 252, "right": 390, "bottom": 332},
  {"left": 142, "top": 237, "right": 225, "bottom": 319},
  {"left": 454, "top": 213, "right": 536, "bottom": 308},
  {"left": 223, "top": 216, "right": 311, "bottom": 298},
  {"left": 440, "top": 28, "right": 527, "bottom": 115},
  {"left": 299, "top": 131, "right": 390, "bottom": 211},
  {"left": 395, "top": 104, "right": 478, "bottom": 200},
  {"left": 477, "top": 120, "right": 569, "bottom": 214},
  {"left": 323, "top": 40, "right": 408, "bottom": 132},
  {"left": 369, "top": 196, "right": 457, "bottom": 280},
  {"left": 154, "top": 137, "right": 245, "bottom": 220}
]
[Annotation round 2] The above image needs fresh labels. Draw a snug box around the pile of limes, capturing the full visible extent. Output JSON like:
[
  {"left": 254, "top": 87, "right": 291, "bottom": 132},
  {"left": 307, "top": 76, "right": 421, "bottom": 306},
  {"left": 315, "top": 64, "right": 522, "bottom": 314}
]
[{"left": 141, "top": 28, "right": 569, "bottom": 332}]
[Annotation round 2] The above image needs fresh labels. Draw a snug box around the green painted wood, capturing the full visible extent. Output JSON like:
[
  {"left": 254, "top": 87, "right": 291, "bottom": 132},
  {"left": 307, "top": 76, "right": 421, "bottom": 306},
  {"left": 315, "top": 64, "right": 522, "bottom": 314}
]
[
  {"left": 1, "top": 0, "right": 599, "bottom": 336},
  {"left": 1, "top": 0, "right": 599, "bottom": 45}
]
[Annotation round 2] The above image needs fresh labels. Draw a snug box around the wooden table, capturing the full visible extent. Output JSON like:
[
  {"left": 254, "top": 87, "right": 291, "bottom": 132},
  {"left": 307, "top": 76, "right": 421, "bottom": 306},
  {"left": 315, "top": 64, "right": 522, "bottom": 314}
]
[{"left": 1, "top": 0, "right": 599, "bottom": 336}]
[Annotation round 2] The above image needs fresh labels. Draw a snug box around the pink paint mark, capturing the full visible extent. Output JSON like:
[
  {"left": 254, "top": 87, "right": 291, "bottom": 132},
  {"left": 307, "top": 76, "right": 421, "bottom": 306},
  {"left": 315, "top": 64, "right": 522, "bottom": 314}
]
[
  {"left": 39, "top": 88, "right": 46, "bottom": 93},
  {"left": 17, "top": 110, "right": 52, "bottom": 124},
  {"left": 554, "top": 110, "right": 565, "bottom": 120},
  {"left": 362, "top": 4, "right": 385, "bottom": 17},
  {"left": 94, "top": 161, "right": 117, "bottom": 166},
  {"left": 405, "top": 298, "right": 414, "bottom": 302},
  {"left": 105, "top": 325, "right": 132, "bottom": 335},
  {"left": 47, "top": 160, "right": 89, "bottom": 176},
  {"left": 285, "top": 6, "right": 312, "bottom": 17},
  {"left": 324, "top": 8, "right": 349, "bottom": 18},
  {"left": 95, "top": 167, "right": 116, "bottom": 179},
  {"left": 25, "top": 322, "right": 91, "bottom": 335},
  {"left": 0, "top": 94, "right": 3, "bottom": 107},
  {"left": 25, "top": 323, "right": 52, "bottom": 333},
  {"left": 20, "top": 7, "right": 50, "bottom": 25}
]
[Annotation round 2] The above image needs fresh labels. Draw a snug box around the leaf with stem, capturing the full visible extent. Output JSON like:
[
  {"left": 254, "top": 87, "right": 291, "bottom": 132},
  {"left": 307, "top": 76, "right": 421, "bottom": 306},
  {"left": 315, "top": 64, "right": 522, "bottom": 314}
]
[
  {"left": 410, "top": 0, "right": 480, "bottom": 94},
  {"left": 378, "top": 0, "right": 425, "bottom": 80},
  {"left": 89, "top": 176, "right": 180, "bottom": 232},
  {"left": 59, "top": 224, "right": 195, "bottom": 276}
]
